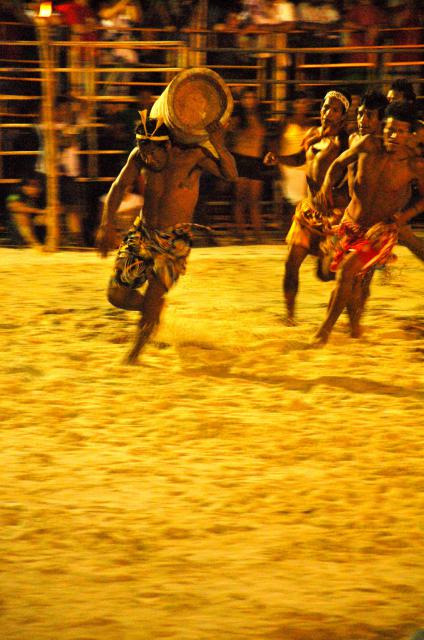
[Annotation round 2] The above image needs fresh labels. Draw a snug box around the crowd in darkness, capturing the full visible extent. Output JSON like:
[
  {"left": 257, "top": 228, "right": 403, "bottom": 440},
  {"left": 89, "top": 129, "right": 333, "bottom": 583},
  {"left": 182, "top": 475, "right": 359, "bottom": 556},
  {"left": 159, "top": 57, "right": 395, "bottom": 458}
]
[{"left": 0, "top": 0, "right": 422, "bottom": 247}]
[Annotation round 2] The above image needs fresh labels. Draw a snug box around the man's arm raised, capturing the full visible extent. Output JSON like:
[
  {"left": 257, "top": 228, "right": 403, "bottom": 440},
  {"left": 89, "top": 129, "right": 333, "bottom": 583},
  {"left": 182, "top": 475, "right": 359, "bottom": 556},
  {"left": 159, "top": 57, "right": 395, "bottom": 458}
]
[{"left": 96, "top": 147, "right": 140, "bottom": 257}]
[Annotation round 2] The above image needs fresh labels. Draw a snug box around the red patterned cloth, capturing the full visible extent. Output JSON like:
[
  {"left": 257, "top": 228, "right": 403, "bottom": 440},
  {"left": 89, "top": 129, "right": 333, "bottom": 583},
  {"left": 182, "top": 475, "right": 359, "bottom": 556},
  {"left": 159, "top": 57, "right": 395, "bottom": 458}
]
[{"left": 330, "top": 219, "right": 398, "bottom": 275}]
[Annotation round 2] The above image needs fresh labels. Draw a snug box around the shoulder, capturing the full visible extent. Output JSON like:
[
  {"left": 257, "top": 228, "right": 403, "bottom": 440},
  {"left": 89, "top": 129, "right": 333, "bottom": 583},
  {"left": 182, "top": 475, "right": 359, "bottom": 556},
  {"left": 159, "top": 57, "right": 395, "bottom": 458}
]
[
  {"left": 349, "top": 132, "right": 360, "bottom": 147},
  {"left": 126, "top": 146, "right": 143, "bottom": 168},
  {"left": 302, "top": 126, "right": 321, "bottom": 149},
  {"left": 351, "top": 134, "right": 376, "bottom": 154},
  {"left": 128, "top": 146, "right": 140, "bottom": 160}
]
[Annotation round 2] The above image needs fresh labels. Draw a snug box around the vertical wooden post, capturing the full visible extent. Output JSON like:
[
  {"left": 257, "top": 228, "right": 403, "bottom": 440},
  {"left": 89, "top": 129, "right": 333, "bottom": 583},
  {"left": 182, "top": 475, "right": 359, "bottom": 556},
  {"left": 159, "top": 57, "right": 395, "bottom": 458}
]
[
  {"left": 189, "top": 0, "right": 207, "bottom": 68},
  {"left": 36, "top": 13, "right": 60, "bottom": 251},
  {"left": 274, "top": 31, "right": 288, "bottom": 116}
]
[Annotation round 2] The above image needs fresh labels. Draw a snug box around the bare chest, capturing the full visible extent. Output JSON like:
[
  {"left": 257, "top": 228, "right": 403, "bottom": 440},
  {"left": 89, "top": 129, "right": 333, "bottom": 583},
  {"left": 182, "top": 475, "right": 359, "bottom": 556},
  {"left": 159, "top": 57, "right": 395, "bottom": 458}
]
[{"left": 307, "top": 139, "right": 342, "bottom": 184}]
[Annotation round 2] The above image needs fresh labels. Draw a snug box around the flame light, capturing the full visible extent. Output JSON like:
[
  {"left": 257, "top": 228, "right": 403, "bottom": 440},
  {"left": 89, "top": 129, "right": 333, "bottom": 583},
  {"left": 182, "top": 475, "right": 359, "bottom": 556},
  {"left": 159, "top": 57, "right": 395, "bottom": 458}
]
[{"left": 38, "top": 2, "right": 53, "bottom": 18}]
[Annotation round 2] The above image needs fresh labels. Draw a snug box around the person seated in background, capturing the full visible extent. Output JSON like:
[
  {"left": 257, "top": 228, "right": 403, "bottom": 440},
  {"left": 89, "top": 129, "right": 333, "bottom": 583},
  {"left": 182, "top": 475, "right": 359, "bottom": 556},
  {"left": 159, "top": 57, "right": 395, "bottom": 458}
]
[
  {"left": 6, "top": 175, "right": 47, "bottom": 250},
  {"left": 6, "top": 173, "right": 84, "bottom": 250},
  {"left": 36, "top": 95, "right": 85, "bottom": 245}
]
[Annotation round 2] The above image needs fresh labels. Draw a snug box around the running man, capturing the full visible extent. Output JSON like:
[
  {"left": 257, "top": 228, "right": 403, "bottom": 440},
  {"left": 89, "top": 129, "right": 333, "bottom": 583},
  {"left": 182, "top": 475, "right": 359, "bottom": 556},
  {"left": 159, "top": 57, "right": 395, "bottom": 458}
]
[
  {"left": 264, "top": 89, "right": 351, "bottom": 325},
  {"left": 96, "top": 109, "right": 237, "bottom": 364},
  {"left": 313, "top": 101, "right": 424, "bottom": 345}
]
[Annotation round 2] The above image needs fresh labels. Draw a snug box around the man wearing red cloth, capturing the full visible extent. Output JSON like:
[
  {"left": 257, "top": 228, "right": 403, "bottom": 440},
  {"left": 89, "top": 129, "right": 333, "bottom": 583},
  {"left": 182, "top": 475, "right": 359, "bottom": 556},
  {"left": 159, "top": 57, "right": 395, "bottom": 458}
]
[{"left": 312, "top": 101, "right": 424, "bottom": 346}]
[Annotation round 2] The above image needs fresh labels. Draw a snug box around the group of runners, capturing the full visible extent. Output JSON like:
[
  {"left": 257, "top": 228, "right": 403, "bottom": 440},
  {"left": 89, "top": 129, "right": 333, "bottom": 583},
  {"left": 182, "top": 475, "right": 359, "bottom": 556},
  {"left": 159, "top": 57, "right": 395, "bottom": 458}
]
[{"left": 96, "top": 78, "right": 424, "bottom": 364}]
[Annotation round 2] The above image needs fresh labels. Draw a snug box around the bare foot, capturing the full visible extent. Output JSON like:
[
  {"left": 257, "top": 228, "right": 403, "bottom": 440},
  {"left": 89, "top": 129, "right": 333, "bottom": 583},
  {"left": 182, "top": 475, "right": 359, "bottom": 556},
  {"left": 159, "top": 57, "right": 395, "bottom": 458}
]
[
  {"left": 350, "top": 325, "right": 363, "bottom": 339},
  {"left": 310, "top": 329, "right": 330, "bottom": 347},
  {"left": 285, "top": 316, "right": 297, "bottom": 327},
  {"left": 122, "top": 351, "right": 140, "bottom": 366}
]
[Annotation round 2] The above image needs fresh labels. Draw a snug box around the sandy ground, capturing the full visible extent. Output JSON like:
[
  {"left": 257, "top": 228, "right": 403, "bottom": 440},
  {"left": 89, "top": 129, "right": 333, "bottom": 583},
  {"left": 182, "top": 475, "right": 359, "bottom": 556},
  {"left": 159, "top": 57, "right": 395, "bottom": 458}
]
[{"left": 0, "top": 243, "right": 423, "bottom": 640}]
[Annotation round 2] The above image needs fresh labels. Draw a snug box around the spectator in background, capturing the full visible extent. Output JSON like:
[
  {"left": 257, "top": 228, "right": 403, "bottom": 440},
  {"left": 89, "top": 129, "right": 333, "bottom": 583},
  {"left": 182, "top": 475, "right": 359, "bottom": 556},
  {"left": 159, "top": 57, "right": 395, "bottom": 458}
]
[
  {"left": 209, "top": 10, "right": 247, "bottom": 79},
  {"left": 97, "top": 102, "right": 135, "bottom": 177},
  {"left": 6, "top": 173, "right": 84, "bottom": 248},
  {"left": 54, "top": 0, "right": 99, "bottom": 93},
  {"left": 240, "top": 0, "right": 297, "bottom": 59},
  {"left": 98, "top": 0, "right": 142, "bottom": 96},
  {"left": 6, "top": 174, "right": 47, "bottom": 249},
  {"left": 387, "top": 0, "right": 423, "bottom": 69},
  {"left": 55, "top": 0, "right": 98, "bottom": 37},
  {"left": 297, "top": 0, "right": 340, "bottom": 28},
  {"left": 36, "top": 96, "right": 85, "bottom": 245},
  {"left": 228, "top": 87, "right": 269, "bottom": 242},
  {"left": 296, "top": 0, "right": 341, "bottom": 78},
  {"left": 242, "top": 0, "right": 297, "bottom": 26},
  {"left": 342, "top": 0, "right": 387, "bottom": 79},
  {"left": 274, "top": 92, "right": 312, "bottom": 216}
]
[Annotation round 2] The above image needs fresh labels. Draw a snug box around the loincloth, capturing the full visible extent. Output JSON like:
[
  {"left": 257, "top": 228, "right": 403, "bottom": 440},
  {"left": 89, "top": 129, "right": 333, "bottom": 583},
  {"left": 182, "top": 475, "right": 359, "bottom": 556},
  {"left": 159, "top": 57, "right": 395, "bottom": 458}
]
[
  {"left": 330, "top": 218, "right": 398, "bottom": 275},
  {"left": 285, "top": 198, "right": 342, "bottom": 253},
  {"left": 113, "top": 215, "right": 197, "bottom": 290}
]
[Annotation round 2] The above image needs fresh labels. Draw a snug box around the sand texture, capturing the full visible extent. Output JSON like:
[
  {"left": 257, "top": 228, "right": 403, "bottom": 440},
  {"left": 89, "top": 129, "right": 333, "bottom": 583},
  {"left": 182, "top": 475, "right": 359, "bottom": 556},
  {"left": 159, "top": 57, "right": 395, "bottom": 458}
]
[{"left": 0, "top": 244, "right": 423, "bottom": 640}]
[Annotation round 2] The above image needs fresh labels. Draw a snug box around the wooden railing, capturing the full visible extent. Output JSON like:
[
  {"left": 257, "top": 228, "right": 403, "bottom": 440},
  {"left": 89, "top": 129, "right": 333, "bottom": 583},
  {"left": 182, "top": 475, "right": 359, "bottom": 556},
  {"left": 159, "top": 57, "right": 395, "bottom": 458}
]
[{"left": 0, "top": 21, "right": 422, "bottom": 248}]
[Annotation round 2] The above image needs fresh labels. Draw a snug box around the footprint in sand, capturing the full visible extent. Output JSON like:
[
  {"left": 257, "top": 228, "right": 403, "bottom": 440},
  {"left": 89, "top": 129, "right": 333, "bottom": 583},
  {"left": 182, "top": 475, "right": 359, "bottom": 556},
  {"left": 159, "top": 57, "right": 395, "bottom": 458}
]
[{"left": 175, "top": 341, "right": 234, "bottom": 376}]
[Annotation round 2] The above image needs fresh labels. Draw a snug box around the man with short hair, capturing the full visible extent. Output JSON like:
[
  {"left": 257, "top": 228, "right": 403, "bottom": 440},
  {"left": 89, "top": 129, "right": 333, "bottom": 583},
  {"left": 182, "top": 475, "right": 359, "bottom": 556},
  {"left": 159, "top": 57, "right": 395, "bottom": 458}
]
[
  {"left": 312, "top": 101, "right": 424, "bottom": 345},
  {"left": 387, "top": 78, "right": 416, "bottom": 106},
  {"left": 264, "top": 89, "right": 351, "bottom": 324},
  {"left": 96, "top": 109, "right": 237, "bottom": 364}
]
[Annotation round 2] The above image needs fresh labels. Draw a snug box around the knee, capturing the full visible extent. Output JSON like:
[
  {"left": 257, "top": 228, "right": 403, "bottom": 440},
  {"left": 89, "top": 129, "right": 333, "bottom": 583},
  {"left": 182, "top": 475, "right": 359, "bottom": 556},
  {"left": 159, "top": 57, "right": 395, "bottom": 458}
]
[
  {"left": 107, "top": 280, "right": 128, "bottom": 308},
  {"left": 316, "top": 257, "right": 336, "bottom": 282}
]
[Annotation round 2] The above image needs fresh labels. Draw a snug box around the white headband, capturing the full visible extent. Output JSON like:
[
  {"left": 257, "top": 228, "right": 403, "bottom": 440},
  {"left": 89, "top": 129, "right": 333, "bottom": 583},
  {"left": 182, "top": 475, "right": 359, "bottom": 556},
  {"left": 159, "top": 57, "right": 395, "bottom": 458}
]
[
  {"left": 136, "top": 109, "right": 170, "bottom": 142},
  {"left": 324, "top": 91, "right": 350, "bottom": 112}
]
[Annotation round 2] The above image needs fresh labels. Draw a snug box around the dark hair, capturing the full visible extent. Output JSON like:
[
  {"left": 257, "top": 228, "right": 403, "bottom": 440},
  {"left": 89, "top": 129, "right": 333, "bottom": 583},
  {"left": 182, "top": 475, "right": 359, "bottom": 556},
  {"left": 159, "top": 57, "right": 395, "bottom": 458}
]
[
  {"left": 234, "top": 87, "right": 268, "bottom": 129},
  {"left": 21, "top": 172, "right": 44, "bottom": 187},
  {"left": 390, "top": 79, "right": 416, "bottom": 104},
  {"left": 385, "top": 101, "right": 416, "bottom": 130},
  {"left": 361, "top": 91, "right": 389, "bottom": 121}
]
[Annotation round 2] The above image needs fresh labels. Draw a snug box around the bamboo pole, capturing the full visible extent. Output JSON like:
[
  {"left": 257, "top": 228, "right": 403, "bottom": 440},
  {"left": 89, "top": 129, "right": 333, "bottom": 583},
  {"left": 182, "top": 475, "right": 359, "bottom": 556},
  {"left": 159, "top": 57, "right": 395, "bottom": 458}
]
[{"left": 35, "top": 13, "right": 60, "bottom": 252}]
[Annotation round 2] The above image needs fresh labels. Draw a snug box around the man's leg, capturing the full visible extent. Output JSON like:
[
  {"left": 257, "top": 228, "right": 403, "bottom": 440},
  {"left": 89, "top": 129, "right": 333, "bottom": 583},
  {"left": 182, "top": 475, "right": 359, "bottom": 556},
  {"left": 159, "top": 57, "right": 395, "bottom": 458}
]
[
  {"left": 283, "top": 243, "right": 309, "bottom": 325},
  {"left": 125, "top": 277, "right": 167, "bottom": 365},
  {"left": 313, "top": 252, "right": 363, "bottom": 345},
  {"left": 233, "top": 178, "right": 249, "bottom": 240},
  {"left": 107, "top": 278, "right": 145, "bottom": 311},
  {"left": 12, "top": 213, "right": 44, "bottom": 249},
  {"left": 248, "top": 178, "right": 264, "bottom": 243},
  {"left": 346, "top": 269, "right": 374, "bottom": 338}
]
